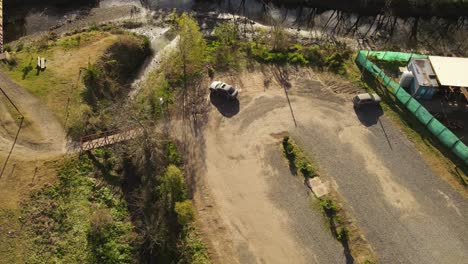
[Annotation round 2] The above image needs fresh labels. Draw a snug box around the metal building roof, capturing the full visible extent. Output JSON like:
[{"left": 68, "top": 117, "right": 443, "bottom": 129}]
[
  {"left": 429, "top": 56, "right": 468, "bottom": 87},
  {"left": 408, "top": 58, "right": 439, "bottom": 87}
]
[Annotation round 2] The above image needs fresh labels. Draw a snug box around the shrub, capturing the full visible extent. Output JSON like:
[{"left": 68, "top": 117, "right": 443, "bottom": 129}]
[
  {"left": 287, "top": 52, "right": 309, "bottom": 65},
  {"left": 282, "top": 136, "right": 296, "bottom": 161},
  {"left": 209, "top": 22, "right": 242, "bottom": 70},
  {"left": 179, "top": 226, "right": 210, "bottom": 264},
  {"left": 88, "top": 210, "right": 134, "bottom": 264},
  {"left": 158, "top": 165, "right": 187, "bottom": 211},
  {"left": 320, "top": 199, "right": 338, "bottom": 217},
  {"left": 336, "top": 227, "right": 349, "bottom": 242},
  {"left": 167, "top": 141, "right": 182, "bottom": 165},
  {"left": 15, "top": 42, "right": 24, "bottom": 52},
  {"left": 3, "top": 44, "right": 12, "bottom": 52},
  {"left": 175, "top": 200, "right": 195, "bottom": 226},
  {"left": 299, "top": 160, "right": 315, "bottom": 178}
]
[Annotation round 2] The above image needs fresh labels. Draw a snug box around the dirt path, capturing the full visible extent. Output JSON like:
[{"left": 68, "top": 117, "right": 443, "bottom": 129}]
[
  {"left": 0, "top": 71, "right": 66, "bottom": 160},
  {"left": 192, "top": 67, "right": 468, "bottom": 263}
]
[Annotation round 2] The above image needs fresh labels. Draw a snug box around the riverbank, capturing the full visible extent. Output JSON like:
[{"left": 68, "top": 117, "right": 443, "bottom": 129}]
[{"left": 268, "top": 0, "right": 468, "bottom": 18}]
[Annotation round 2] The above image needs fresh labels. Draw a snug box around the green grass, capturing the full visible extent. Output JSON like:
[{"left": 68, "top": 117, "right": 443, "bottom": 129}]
[
  {"left": 0, "top": 209, "right": 26, "bottom": 263},
  {"left": 0, "top": 31, "right": 120, "bottom": 126},
  {"left": 282, "top": 136, "right": 318, "bottom": 179},
  {"left": 21, "top": 154, "right": 135, "bottom": 263}
]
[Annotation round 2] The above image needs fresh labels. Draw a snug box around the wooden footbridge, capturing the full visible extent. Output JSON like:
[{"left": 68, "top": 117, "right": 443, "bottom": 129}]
[{"left": 79, "top": 128, "right": 143, "bottom": 154}]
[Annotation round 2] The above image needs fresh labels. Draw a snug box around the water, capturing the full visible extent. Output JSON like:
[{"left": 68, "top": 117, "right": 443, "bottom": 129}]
[
  {"left": 4, "top": 5, "right": 87, "bottom": 42},
  {"left": 4, "top": 0, "right": 466, "bottom": 56},
  {"left": 128, "top": 26, "right": 176, "bottom": 98},
  {"left": 3, "top": 0, "right": 320, "bottom": 42}
]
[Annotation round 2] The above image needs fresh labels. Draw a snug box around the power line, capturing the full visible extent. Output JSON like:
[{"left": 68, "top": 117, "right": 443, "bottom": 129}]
[
  {"left": 0, "top": 116, "right": 24, "bottom": 178},
  {"left": 0, "top": 86, "right": 25, "bottom": 178}
]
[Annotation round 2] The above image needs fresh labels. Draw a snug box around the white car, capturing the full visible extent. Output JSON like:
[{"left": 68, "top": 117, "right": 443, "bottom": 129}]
[{"left": 209, "top": 81, "right": 239, "bottom": 99}]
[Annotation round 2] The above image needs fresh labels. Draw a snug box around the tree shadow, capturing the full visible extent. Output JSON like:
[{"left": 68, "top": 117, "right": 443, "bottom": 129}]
[
  {"left": 323, "top": 203, "right": 355, "bottom": 264},
  {"left": 209, "top": 92, "right": 240, "bottom": 117},
  {"left": 341, "top": 234, "right": 355, "bottom": 264},
  {"left": 86, "top": 151, "right": 121, "bottom": 187},
  {"left": 21, "top": 63, "right": 33, "bottom": 79},
  {"left": 354, "top": 104, "right": 383, "bottom": 127}
]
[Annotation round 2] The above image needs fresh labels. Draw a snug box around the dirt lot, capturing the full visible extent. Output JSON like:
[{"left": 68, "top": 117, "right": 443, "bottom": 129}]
[
  {"left": 0, "top": 71, "right": 66, "bottom": 159},
  {"left": 192, "top": 66, "right": 468, "bottom": 263}
]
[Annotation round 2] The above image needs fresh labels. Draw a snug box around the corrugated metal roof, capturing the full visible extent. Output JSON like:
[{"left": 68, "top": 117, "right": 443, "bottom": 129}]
[
  {"left": 429, "top": 56, "right": 468, "bottom": 87},
  {"left": 407, "top": 58, "right": 439, "bottom": 87}
]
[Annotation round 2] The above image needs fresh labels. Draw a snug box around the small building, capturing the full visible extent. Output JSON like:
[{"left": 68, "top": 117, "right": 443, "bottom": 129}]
[
  {"left": 406, "top": 58, "right": 439, "bottom": 100},
  {"left": 401, "top": 56, "right": 468, "bottom": 102},
  {"left": 428, "top": 56, "right": 468, "bottom": 102}
]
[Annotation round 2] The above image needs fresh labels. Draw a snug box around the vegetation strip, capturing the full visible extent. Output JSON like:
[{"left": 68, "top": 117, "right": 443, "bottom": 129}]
[{"left": 282, "top": 136, "right": 376, "bottom": 264}]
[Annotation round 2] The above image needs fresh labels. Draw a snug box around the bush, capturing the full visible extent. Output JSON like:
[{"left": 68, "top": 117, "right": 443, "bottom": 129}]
[
  {"left": 167, "top": 141, "right": 182, "bottom": 165},
  {"left": 3, "top": 44, "right": 12, "bottom": 52},
  {"left": 282, "top": 136, "right": 296, "bottom": 161},
  {"left": 179, "top": 226, "right": 210, "bottom": 264},
  {"left": 158, "top": 165, "right": 187, "bottom": 211},
  {"left": 88, "top": 210, "right": 134, "bottom": 264},
  {"left": 336, "top": 227, "right": 349, "bottom": 242},
  {"left": 15, "top": 42, "right": 24, "bottom": 52},
  {"left": 320, "top": 199, "right": 338, "bottom": 217},
  {"left": 287, "top": 52, "right": 309, "bottom": 65},
  {"left": 175, "top": 200, "right": 195, "bottom": 226},
  {"left": 209, "top": 22, "right": 242, "bottom": 70},
  {"left": 249, "top": 41, "right": 351, "bottom": 74},
  {"left": 299, "top": 160, "right": 315, "bottom": 178}
]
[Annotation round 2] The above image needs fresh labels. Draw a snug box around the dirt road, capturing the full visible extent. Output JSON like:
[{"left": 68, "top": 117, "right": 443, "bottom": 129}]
[
  {"left": 0, "top": 71, "right": 66, "bottom": 160},
  {"left": 194, "top": 67, "right": 468, "bottom": 263}
]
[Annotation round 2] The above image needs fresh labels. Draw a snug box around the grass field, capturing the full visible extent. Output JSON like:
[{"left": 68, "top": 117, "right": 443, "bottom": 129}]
[
  {"left": 0, "top": 30, "right": 123, "bottom": 263},
  {"left": 1, "top": 31, "right": 119, "bottom": 126}
]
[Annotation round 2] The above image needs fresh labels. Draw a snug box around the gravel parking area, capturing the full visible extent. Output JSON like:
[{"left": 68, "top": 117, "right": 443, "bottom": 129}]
[{"left": 193, "top": 66, "right": 467, "bottom": 264}]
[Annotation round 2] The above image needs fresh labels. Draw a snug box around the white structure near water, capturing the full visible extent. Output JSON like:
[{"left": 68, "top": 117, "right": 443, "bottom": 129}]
[{"left": 400, "top": 55, "right": 468, "bottom": 102}]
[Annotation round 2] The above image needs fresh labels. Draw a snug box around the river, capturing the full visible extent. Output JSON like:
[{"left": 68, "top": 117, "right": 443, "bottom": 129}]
[
  {"left": 3, "top": 0, "right": 467, "bottom": 47},
  {"left": 0, "top": 0, "right": 388, "bottom": 42}
]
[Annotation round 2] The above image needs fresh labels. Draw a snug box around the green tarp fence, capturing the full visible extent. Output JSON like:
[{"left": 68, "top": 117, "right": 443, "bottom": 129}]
[{"left": 356, "top": 50, "right": 468, "bottom": 165}]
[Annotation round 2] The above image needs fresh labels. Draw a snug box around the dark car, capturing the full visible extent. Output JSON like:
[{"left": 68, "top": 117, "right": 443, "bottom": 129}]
[{"left": 353, "top": 93, "right": 382, "bottom": 109}]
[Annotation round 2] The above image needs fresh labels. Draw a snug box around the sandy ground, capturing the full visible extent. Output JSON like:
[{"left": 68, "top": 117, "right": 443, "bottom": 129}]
[
  {"left": 0, "top": 71, "right": 66, "bottom": 160},
  {"left": 0, "top": 68, "right": 67, "bottom": 212},
  {"left": 190, "top": 66, "right": 468, "bottom": 263}
]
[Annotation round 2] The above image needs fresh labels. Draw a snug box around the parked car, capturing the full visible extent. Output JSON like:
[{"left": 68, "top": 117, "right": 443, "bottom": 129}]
[
  {"left": 209, "top": 81, "right": 238, "bottom": 99},
  {"left": 353, "top": 93, "right": 381, "bottom": 108}
]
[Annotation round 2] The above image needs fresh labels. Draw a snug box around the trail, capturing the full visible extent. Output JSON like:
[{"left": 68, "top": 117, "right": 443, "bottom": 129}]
[{"left": 0, "top": 71, "right": 66, "bottom": 160}]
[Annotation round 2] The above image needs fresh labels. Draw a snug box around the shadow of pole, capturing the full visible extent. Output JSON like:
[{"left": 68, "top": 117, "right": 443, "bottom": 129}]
[
  {"left": 273, "top": 65, "right": 297, "bottom": 127},
  {"left": 378, "top": 118, "right": 393, "bottom": 150},
  {"left": 0, "top": 117, "right": 24, "bottom": 179},
  {"left": 341, "top": 234, "right": 355, "bottom": 264}
]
